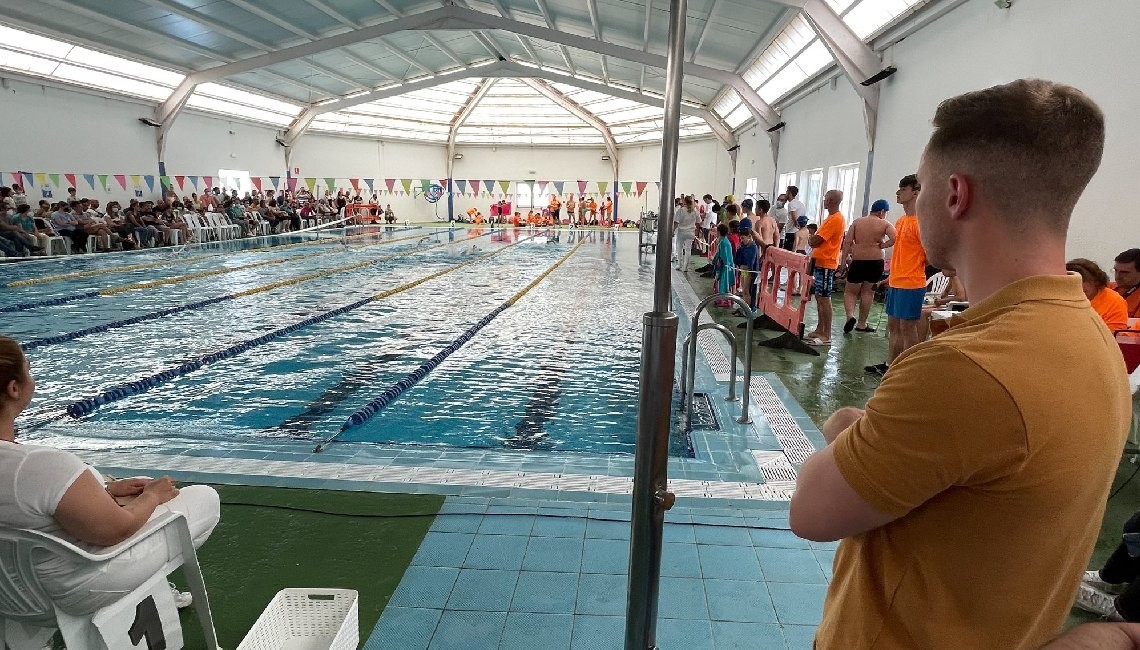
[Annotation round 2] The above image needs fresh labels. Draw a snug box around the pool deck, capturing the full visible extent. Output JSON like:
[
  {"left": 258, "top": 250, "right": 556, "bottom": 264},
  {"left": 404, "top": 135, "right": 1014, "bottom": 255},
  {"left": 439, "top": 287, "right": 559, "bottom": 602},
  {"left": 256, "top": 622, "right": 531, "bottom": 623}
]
[{"left": 50, "top": 264, "right": 828, "bottom": 648}]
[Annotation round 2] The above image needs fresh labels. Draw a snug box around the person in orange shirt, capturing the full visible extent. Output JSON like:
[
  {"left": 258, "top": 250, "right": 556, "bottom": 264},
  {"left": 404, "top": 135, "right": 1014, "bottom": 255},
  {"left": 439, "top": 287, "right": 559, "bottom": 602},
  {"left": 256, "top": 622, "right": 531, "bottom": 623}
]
[
  {"left": 587, "top": 197, "right": 598, "bottom": 224},
  {"left": 1068, "top": 258, "right": 1130, "bottom": 332},
  {"left": 601, "top": 195, "right": 613, "bottom": 220},
  {"left": 548, "top": 195, "right": 561, "bottom": 225},
  {"left": 1113, "top": 248, "right": 1140, "bottom": 320},
  {"left": 804, "top": 189, "right": 845, "bottom": 345},
  {"left": 866, "top": 175, "right": 928, "bottom": 376}
]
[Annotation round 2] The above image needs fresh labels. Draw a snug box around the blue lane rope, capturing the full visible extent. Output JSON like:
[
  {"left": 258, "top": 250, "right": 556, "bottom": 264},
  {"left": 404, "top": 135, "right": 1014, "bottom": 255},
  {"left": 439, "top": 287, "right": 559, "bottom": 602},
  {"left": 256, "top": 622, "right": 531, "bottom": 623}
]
[
  {"left": 317, "top": 238, "right": 582, "bottom": 452},
  {"left": 0, "top": 291, "right": 101, "bottom": 313},
  {"left": 63, "top": 232, "right": 530, "bottom": 420}
]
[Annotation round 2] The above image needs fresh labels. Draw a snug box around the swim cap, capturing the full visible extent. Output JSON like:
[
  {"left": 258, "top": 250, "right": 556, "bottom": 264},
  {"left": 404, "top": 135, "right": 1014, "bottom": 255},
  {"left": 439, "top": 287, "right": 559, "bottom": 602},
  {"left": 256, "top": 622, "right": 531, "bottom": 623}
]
[
  {"left": 797, "top": 215, "right": 809, "bottom": 227},
  {"left": 870, "top": 199, "right": 891, "bottom": 213}
]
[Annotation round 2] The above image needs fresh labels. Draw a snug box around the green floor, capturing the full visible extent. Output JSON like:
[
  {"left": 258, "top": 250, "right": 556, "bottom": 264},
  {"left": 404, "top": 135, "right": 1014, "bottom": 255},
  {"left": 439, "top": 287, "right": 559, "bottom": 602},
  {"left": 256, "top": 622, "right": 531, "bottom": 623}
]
[
  {"left": 685, "top": 266, "right": 1140, "bottom": 628},
  {"left": 175, "top": 485, "right": 442, "bottom": 648}
]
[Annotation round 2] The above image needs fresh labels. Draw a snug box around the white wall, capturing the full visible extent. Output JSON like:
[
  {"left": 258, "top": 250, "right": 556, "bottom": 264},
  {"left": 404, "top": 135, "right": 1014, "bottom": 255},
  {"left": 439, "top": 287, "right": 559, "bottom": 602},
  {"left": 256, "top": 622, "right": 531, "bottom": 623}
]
[
  {"left": 621, "top": 138, "right": 735, "bottom": 217},
  {"left": 733, "top": 0, "right": 1140, "bottom": 265}
]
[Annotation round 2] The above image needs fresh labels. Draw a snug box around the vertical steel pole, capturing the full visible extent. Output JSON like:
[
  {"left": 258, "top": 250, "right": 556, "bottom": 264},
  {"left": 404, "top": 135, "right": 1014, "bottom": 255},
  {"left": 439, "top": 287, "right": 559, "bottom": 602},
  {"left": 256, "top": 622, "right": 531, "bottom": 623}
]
[{"left": 625, "top": 0, "right": 687, "bottom": 647}]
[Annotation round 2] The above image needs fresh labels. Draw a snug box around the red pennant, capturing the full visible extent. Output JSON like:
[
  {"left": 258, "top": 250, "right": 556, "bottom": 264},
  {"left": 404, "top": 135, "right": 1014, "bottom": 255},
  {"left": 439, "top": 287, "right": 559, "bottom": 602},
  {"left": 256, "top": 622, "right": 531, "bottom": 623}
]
[
  {"left": 577, "top": 180, "right": 587, "bottom": 195},
  {"left": 251, "top": 177, "right": 262, "bottom": 191},
  {"left": 114, "top": 175, "right": 127, "bottom": 190},
  {"left": 174, "top": 175, "right": 185, "bottom": 191},
  {"left": 469, "top": 180, "right": 481, "bottom": 195},
  {"left": 384, "top": 179, "right": 396, "bottom": 193},
  {"left": 635, "top": 181, "right": 648, "bottom": 197},
  {"left": 349, "top": 178, "right": 360, "bottom": 192},
  {"left": 203, "top": 176, "right": 213, "bottom": 189},
  {"left": 64, "top": 173, "right": 76, "bottom": 189}
]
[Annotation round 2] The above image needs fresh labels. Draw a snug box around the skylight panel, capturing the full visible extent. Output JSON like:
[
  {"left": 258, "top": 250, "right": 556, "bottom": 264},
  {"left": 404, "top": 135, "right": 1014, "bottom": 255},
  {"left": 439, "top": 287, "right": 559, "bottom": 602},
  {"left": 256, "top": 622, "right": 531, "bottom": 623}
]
[
  {"left": 0, "top": 24, "right": 72, "bottom": 58},
  {"left": 723, "top": 104, "right": 751, "bottom": 129},
  {"left": 758, "top": 40, "right": 832, "bottom": 103},
  {"left": 0, "top": 48, "right": 59, "bottom": 76},
  {"left": 67, "top": 47, "right": 182, "bottom": 86},
  {"left": 601, "top": 106, "right": 664, "bottom": 124},
  {"left": 197, "top": 83, "right": 300, "bottom": 116},
  {"left": 185, "top": 95, "right": 295, "bottom": 126},
  {"left": 53, "top": 64, "right": 172, "bottom": 100},
  {"left": 710, "top": 91, "right": 741, "bottom": 120},
  {"left": 844, "top": 0, "right": 927, "bottom": 38}
]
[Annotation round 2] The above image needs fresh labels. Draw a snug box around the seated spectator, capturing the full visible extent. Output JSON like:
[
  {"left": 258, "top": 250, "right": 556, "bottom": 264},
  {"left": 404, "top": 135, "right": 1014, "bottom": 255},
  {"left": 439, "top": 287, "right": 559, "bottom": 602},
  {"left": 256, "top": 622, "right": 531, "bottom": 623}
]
[
  {"left": 1068, "top": 258, "right": 1130, "bottom": 332},
  {"left": 103, "top": 202, "right": 137, "bottom": 251},
  {"left": 384, "top": 204, "right": 396, "bottom": 224},
  {"left": 50, "top": 204, "right": 88, "bottom": 252},
  {"left": 0, "top": 336, "right": 220, "bottom": 614},
  {"left": 1114, "top": 249, "right": 1140, "bottom": 321},
  {"left": 1075, "top": 508, "right": 1140, "bottom": 622}
]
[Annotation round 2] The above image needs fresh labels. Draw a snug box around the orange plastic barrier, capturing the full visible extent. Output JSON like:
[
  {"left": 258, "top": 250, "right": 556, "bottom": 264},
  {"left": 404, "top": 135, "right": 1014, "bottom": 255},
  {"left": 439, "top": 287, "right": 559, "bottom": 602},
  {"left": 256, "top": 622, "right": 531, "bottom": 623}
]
[
  {"left": 348, "top": 203, "right": 379, "bottom": 224},
  {"left": 1120, "top": 336, "right": 1140, "bottom": 374},
  {"left": 754, "top": 247, "right": 818, "bottom": 355}
]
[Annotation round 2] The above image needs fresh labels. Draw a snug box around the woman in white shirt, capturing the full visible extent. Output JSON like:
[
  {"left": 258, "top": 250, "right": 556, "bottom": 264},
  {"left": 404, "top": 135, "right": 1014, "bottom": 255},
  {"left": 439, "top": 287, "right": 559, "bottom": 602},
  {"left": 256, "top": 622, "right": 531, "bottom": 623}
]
[
  {"left": 0, "top": 336, "right": 219, "bottom": 615},
  {"left": 674, "top": 196, "right": 700, "bottom": 272}
]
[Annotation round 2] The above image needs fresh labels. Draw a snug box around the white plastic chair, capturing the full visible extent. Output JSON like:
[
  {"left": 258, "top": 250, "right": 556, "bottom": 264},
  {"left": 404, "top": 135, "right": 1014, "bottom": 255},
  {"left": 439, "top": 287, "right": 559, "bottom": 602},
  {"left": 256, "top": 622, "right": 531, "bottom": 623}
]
[
  {"left": 926, "top": 272, "right": 950, "bottom": 301},
  {"left": 0, "top": 511, "right": 218, "bottom": 649},
  {"left": 38, "top": 235, "right": 67, "bottom": 256}
]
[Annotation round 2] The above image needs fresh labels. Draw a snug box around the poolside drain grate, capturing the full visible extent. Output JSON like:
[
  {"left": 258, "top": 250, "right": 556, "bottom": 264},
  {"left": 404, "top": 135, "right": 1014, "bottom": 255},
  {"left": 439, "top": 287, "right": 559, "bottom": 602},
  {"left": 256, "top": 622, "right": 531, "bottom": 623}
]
[{"left": 689, "top": 393, "right": 720, "bottom": 431}]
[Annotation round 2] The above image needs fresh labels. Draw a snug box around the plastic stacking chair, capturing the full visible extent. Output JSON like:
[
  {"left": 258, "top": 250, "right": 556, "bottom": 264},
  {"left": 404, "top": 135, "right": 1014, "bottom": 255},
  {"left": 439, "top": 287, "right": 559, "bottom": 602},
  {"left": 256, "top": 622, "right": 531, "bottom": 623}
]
[
  {"left": 39, "top": 235, "right": 67, "bottom": 256},
  {"left": 0, "top": 511, "right": 218, "bottom": 650}
]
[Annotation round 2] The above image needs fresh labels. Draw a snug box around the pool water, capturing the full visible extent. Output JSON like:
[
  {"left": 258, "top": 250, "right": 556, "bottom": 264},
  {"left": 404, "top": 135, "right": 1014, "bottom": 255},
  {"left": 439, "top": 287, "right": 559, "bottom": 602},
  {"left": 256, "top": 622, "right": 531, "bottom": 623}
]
[{"left": 4, "top": 227, "right": 692, "bottom": 457}]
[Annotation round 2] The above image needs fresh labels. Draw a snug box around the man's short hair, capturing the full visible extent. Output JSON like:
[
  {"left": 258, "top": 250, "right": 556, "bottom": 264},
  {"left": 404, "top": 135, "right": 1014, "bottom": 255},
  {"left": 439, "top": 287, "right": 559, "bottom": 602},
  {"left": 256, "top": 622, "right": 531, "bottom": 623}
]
[
  {"left": 725, "top": 203, "right": 739, "bottom": 217},
  {"left": 899, "top": 174, "right": 920, "bottom": 191},
  {"left": 786, "top": 185, "right": 799, "bottom": 198},
  {"left": 758, "top": 199, "right": 771, "bottom": 214},
  {"left": 741, "top": 198, "right": 754, "bottom": 211},
  {"left": 1116, "top": 248, "right": 1140, "bottom": 269},
  {"left": 925, "top": 78, "right": 1105, "bottom": 232}
]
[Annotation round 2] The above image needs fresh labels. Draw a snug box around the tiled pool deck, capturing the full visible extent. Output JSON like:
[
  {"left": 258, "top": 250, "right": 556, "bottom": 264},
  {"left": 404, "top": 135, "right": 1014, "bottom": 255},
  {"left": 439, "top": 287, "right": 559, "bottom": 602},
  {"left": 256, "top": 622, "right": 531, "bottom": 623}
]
[{"left": 57, "top": 270, "right": 829, "bottom": 648}]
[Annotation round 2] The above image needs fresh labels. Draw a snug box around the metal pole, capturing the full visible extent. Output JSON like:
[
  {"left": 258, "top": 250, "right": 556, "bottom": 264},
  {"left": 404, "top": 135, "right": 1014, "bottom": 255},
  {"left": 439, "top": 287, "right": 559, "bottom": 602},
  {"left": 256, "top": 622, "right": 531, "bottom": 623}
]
[{"left": 626, "top": 0, "right": 686, "bottom": 647}]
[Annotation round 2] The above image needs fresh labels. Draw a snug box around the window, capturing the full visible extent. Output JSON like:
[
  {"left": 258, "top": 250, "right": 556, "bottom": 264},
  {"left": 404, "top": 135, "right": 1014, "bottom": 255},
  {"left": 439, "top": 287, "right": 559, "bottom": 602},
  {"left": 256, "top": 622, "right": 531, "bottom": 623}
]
[
  {"left": 745, "top": 177, "right": 759, "bottom": 200},
  {"left": 777, "top": 172, "right": 798, "bottom": 196},
  {"left": 515, "top": 182, "right": 533, "bottom": 209},
  {"left": 828, "top": 163, "right": 860, "bottom": 219},
  {"left": 218, "top": 169, "right": 251, "bottom": 197},
  {"left": 799, "top": 168, "right": 824, "bottom": 223}
]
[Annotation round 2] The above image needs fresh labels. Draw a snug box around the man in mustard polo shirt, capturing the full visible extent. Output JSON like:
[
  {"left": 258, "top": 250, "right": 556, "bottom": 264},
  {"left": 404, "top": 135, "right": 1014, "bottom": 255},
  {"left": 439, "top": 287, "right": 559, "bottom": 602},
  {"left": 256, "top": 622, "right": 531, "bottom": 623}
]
[
  {"left": 804, "top": 190, "right": 845, "bottom": 345},
  {"left": 790, "top": 79, "right": 1131, "bottom": 648}
]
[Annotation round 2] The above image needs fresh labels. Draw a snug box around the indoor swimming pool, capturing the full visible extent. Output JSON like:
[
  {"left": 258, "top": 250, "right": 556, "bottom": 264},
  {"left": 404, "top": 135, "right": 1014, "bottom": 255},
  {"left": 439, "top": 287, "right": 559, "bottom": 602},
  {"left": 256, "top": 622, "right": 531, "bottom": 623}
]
[{"left": 3, "top": 226, "right": 692, "bottom": 457}]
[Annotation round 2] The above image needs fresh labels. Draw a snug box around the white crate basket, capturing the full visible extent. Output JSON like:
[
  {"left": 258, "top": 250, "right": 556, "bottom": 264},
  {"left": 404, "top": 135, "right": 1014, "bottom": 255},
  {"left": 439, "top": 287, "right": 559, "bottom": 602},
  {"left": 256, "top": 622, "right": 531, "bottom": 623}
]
[{"left": 237, "top": 588, "right": 359, "bottom": 650}]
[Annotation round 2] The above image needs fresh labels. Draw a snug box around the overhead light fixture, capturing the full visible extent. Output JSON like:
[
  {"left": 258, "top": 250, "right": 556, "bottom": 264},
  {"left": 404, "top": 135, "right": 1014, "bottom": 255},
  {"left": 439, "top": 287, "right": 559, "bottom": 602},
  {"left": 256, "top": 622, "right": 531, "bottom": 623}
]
[
  {"left": 766, "top": 121, "right": 786, "bottom": 133},
  {"left": 138, "top": 117, "right": 162, "bottom": 127},
  {"left": 275, "top": 137, "right": 290, "bottom": 147},
  {"left": 727, "top": 144, "right": 741, "bottom": 152},
  {"left": 861, "top": 66, "right": 898, "bottom": 87},
  {"left": 601, "top": 155, "right": 611, "bottom": 161},
  {"left": 454, "top": 153, "right": 463, "bottom": 159}
]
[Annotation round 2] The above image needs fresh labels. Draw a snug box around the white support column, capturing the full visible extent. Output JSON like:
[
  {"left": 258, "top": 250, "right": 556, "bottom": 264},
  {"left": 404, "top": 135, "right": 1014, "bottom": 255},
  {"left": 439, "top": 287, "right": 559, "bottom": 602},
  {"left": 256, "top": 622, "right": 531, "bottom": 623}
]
[{"left": 520, "top": 78, "right": 619, "bottom": 178}]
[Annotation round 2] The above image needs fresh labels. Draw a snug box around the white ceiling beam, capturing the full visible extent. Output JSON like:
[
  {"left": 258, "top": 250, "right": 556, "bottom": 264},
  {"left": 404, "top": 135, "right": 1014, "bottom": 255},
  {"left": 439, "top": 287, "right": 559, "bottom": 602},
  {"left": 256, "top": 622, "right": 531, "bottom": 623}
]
[
  {"left": 639, "top": 0, "right": 652, "bottom": 93},
  {"left": 698, "top": 109, "right": 737, "bottom": 151},
  {"left": 447, "top": 79, "right": 496, "bottom": 179},
  {"left": 487, "top": 0, "right": 547, "bottom": 68},
  {"left": 798, "top": 0, "right": 889, "bottom": 143},
  {"left": 689, "top": 0, "right": 720, "bottom": 64},
  {"left": 223, "top": 0, "right": 396, "bottom": 80},
  {"left": 373, "top": 0, "right": 466, "bottom": 66},
  {"left": 522, "top": 78, "right": 617, "bottom": 177},
  {"left": 585, "top": 0, "right": 611, "bottom": 84},
  {"left": 533, "top": 0, "right": 577, "bottom": 75}
]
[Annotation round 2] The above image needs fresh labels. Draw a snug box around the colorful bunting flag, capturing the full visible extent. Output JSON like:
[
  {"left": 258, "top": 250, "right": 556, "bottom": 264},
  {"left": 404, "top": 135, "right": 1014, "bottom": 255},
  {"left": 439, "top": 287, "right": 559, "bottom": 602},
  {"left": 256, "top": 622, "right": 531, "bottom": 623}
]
[
  {"left": 636, "top": 181, "right": 648, "bottom": 197},
  {"left": 349, "top": 178, "right": 360, "bottom": 192},
  {"left": 202, "top": 176, "right": 213, "bottom": 189},
  {"left": 251, "top": 177, "right": 262, "bottom": 192},
  {"left": 456, "top": 180, "right": 467, "bottom": 194},
  {"left": 324, "top": 178, "right": 336, "bottom": 192},
  {"left": 622, "top": 181, "right": 633, "bottom": 195},
  {"left": 144, "top": 176, "right": 155, "bottom": 193},
  {"left": 175, "top": 176, "right": 186, "bottom": 191},
  {"left": 159, "top": 176, "right": 170, "bottom": 191},
  {"left": 64, "top": 173, "right": 76, "bottom": 188},
  {"left": 131, "top": 174, "right": 142, "bottom": 189},
  {"left": 305, "top": 177, "right": 317, "bottom": 193},
  {"left": 598, "top": 181, "right": 609, "bottom": 195},
  {"left": 577, "top": 180, "right": 587, "bottom": 195},
  {"left": 23, "top": 172, "right": 35, "bottom": 187},
  {"left": 383, "top": 179, "right": 396, "bottom": 193},
  {"left": 269, "top": 176, "right": 280, "bottom": 190},
  {"left": 287, "top": 177, "right": 298, "bottom": 192},
  {"left": 83, "top": 174, "right": 96, "bottom": 190},
  {"left": 48, "top": 173, "right": 60, "bottom": 187},
  {"left": 553, "top": 181, "right": 565, "bottom": 196},
  {"left": 499, "top": 180, "right": 510, "bottom": 194},
  {"left": 400, "top": 179, "right": 413, "bottom": 194},
  {"left": 468, "top": 180, "right": 480, "bottom": 195},
  {"left": 420, "top": 179, "right": 431, "bottom": 194},
  {"left": 114, "top": 175, "right": 127, "bottom": 190},
  {"left": 482, "top": 180, "right": 494, "bottom": 196},
  {"left": 187, "top": 175, "right": 198, "bottom": 190},
  {"left": 364, "top": 178, "right": 374, "bottom": 193}
]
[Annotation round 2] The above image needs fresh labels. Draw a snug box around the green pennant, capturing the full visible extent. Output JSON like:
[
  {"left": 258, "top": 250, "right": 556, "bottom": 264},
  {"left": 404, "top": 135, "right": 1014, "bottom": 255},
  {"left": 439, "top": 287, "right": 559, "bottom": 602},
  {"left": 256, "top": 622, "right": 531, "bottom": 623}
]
[
  {"left": 324, "top": 178, "right": 336, "bottom": 192},
  {"left": 420, "top": 179, "right": 431, "bottom": 194},
  {"left": 48, "top": 173, "right": 61, "bottom": 187},
  {"left": 400, "top": 179, "right": 413, "bottom": 194},
  {"left": 305, "top": 177, "right": 317, "bottom": 193},
  {"left": 622, "top": 181, "right": 633, "bottom": 195},
  {"left": 99, "top": 175, "right": 111, "bottom": 191},
  {"left": 499, "top": 180, "right": 510, "bottom": 194}
]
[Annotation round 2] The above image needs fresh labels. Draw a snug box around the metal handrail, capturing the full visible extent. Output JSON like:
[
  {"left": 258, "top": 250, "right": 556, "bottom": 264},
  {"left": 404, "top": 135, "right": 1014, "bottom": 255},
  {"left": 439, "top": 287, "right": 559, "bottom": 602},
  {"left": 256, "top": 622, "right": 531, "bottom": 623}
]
[
  {"left": 683, "top": 293, "right": 754, "bottom": 425},
  {"left": 679, "top": 322, "right": 739, "bottom": 416}
]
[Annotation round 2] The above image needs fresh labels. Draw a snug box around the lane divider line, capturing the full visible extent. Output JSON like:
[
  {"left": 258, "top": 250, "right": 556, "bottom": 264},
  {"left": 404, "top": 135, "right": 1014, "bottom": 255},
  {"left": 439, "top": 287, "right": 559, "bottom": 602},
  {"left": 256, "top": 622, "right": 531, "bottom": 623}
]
[
  {"left": 316, "top": 238, "right": 584, "bottom": 452},
  {"left": 62, "top": 232, "right": 536, "bottom": 419}
]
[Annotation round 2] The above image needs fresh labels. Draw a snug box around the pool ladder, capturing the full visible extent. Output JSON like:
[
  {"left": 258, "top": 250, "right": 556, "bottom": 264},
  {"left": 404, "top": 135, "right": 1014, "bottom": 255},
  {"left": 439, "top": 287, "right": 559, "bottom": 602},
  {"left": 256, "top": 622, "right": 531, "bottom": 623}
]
[{"left": 679, "top": 293, "right": 754, "bottom": 429}]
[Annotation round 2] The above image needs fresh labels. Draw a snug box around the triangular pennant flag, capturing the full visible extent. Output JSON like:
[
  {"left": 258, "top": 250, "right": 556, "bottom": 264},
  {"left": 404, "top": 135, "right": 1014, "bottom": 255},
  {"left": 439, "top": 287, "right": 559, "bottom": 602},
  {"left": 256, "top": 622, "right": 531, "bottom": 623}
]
[
  {"left": 99, "top": 175, "right": 111, "bottom": 191},
  {"left": 64, "top": 173, "right": 76, "bottom": 188},
  {"left": 454, "top": 180, "right": 465, "bottom": 194},
  {"left": 324, "top": 178, "right": 336, "bottom": 192},
  {"left": 636, "top": 181, "right": 648, "bottom": 197},
  {"left": 23, "top": 172, "right": 35, "bottom": 187},
  {"left": 7, "top": 172, "right": 16, "bottom": 187},
  {"left": 598, "top": 181, "right": 609, "bottom": 195},
  {"left": 554, "top": 181, "right": 565, "bottom": 195},
  {"left": 287, "top": 177, "right": 298, "bottom": 191},
  {"left": 48, "top": 173, "right": 60, "bottom": 187},
  {"left": 174, "top": 175, "right": 186, "bottom": 191},
  {"left": 420, "top": 179, "right": 431, "bottom": 194},
  {"left": 622, "top": 181, "right": 633, "bottom": 195},
  {"left": 114, "top": 175, "right": 127, "bottom": 190},
  {"left": 655, "top": 181, "right": 661, "bottom": 189},
  {"left": 305, "top": 177, "right": 317, "bottom": 193},
  {"left": 499, "top": 180, "right": 510, "bottom": 194},
  {"left": 349, "top": 178, "right": 360, "bottom": 192},
  {"left": 203, "top": 176, "right": 213, "bottom": 189},
  {"left": 251, "top": 177, "right": 262, "bottom": 192},
  {"left": 400, "top": 179, "right": 413, "bottom": 194},
  {"left": 131, "top": 175, "right": 143, "bottom": 188},
  {"left": 269, "top": 176, "right": 280, "bottom": 190},
  {"left": 577, "top": 180, "right": 587, "bottom": 195},
  {"left": 187, "top": 175, "right": 198, "bottom": 189},
  {"left": 83, "top": 174, "right": 95, "bottom": 189},
  {"left": 364, "top": 178, "right": 374, "bottom": 193},
  {"left": 159, "top": 175, "right": 170, "bottom": 191},
  {"left": 144, "top": 176, "right": 155, "bottom": 192},
  {"left": 469, "top": 180, "right": 480, "bottom": 195},
  {"left": 482, "top": 180, "right": 494, "bottom": 196},
  {"left": 384, "top": 179, "right": 396, "bottom": 193}
]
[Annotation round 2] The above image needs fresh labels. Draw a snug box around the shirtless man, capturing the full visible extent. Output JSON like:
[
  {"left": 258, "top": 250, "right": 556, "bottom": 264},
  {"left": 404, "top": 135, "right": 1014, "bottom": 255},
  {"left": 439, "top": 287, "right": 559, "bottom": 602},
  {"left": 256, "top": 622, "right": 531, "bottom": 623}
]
[
  {"left": 839, "top": 199, "right": 896, "bottom": 333},
  {"left": 755, "top": 199, "right": 779, "bottom": 249}
]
